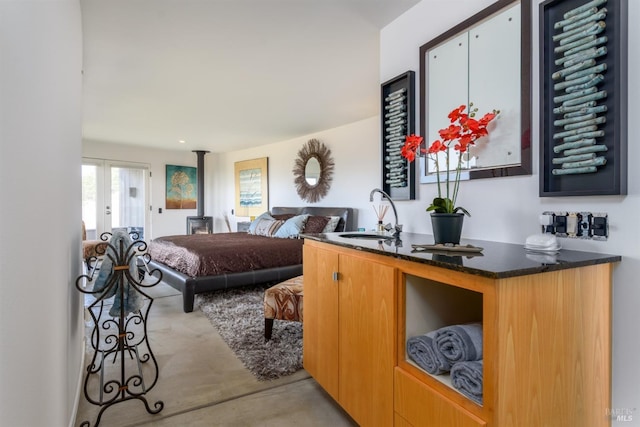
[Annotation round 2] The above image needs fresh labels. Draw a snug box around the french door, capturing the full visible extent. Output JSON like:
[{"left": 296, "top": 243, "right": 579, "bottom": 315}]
[{"left": 82, "top": 158, "right": 150, "bottom": 241}]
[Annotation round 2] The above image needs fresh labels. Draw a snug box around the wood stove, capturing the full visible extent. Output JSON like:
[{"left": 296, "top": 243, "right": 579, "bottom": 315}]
[{"left": 186, "top": 216, "right": 213, "bottom": 234}]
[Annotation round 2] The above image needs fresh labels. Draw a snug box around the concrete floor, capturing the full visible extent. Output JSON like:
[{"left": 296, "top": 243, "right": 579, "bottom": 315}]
[{"left": 75, "top": 282, "right": 356, "bottom": 427}]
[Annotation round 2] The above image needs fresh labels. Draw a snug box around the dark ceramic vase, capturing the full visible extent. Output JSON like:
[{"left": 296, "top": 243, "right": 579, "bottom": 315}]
[{"left": 430, "top": 213, "right": 464, "bottom": 245}]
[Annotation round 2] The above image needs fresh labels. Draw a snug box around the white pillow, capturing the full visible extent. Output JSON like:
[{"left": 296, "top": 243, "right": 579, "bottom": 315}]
[
  {"left": 251, "top": 218, "right": 284, "bottom": 237},
  {"left": 322, "top": 216, "right": 341, "bottom": 233},
  {"left": 274, "top": 214, "right": 309, "bottom": 239},
  {"left": 248, "top": 211, "right": 274, "bottom": 234}
]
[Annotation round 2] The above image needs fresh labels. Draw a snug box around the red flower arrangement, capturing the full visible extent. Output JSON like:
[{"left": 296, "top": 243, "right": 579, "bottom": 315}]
[{"left": 401, "top": 104, "right": 498, "bottom": 215}]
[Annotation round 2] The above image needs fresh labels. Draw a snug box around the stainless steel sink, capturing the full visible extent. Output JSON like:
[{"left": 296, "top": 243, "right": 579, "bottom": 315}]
[{"left": 339, "top": 233, "right": 393, "bottom": 240}]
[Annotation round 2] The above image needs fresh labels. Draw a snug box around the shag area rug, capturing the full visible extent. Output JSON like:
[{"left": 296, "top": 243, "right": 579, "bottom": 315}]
[{"left": 195, "top": 285, "right": 303, "bottom": 381}]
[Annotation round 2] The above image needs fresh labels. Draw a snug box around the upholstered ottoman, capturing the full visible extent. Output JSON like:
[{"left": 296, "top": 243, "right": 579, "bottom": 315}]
[{"left": 263, "top": 275, "right": 303, "bottom": 340}]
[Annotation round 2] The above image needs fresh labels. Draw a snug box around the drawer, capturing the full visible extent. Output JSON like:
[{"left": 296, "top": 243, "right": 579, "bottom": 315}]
[{"left": 394, "top": 368, "right": 486, "bottom": 427}]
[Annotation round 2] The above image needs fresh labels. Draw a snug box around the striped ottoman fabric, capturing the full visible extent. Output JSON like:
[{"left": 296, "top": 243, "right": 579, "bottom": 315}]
[{"left": 263, "top": 275, "right": 303, "bottom": 340}]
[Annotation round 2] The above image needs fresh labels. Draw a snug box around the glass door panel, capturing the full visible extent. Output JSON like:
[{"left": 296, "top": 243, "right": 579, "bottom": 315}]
[
  {"left": 108, "top": 164, "right": 147, "bottom": 240},
  {"left": 82, "top": 159, "right": 150, "bottom": 241}
]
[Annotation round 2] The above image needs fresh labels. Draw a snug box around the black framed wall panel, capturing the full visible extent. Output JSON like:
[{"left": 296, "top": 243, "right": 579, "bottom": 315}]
[
  {"left": 381, "top": 71, "right": 416, "bottom": 200},
  {"left": 540, "top": 0, "right": 627, "bottom": 196}
]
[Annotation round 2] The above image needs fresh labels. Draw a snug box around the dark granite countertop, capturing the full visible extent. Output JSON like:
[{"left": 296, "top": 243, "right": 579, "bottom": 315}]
[{"left": 302, "top": 232, "right": 621, "bottom": 279}]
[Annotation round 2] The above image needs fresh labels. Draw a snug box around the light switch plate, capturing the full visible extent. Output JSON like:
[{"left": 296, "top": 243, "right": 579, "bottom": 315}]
[
  {"left": 566, "top": 213, "right": 579, "bottom": 237},
  {"left": 590, "top": 213, "right": 609, "bottom": 241},
  {"left": 541, "top": 211, "right": 608, "bottom": 240}
]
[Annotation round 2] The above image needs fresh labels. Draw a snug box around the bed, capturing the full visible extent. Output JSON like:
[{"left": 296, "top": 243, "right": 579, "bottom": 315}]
[{"left": 146, "top": 206, "right": 354, "bottom": 312}]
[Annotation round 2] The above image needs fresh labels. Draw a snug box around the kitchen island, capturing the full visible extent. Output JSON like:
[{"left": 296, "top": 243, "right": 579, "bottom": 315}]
[{"left": 302, "top": 232, "right": 620, "bottom": 427}]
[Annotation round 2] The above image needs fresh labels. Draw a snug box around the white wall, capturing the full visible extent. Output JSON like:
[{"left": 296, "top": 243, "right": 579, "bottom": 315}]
[
  {"left": 83, "top": 140, "right": 206, "bottom": 238},
  {"left": 0, "top": 2, "right": 84, "bottom": 426},
  {"left": 211, "top": 117, "right": 381, "bottom": 231},
  {"left": 382, "top": 0, "right": 640, "bottom": 422}
]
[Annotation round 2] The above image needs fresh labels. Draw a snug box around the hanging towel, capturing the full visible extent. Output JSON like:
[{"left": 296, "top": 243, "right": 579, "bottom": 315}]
[
  {"left": 93, "top": 230, "right": 143, "bottom": 317},
  {"left": 450, "top": 360, "right": 483, "bottom": 405},
  {"left": 434, "top": 322, "right": 483, "bottom": 365},
  {"left": 406, "top": 330, "right": 450, "bottom": 374}
]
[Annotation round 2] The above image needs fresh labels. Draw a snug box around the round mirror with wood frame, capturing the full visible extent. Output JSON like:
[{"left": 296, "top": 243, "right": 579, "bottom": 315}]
[{"left": 293, "top": 138, "right": 334, "bottom": 203}]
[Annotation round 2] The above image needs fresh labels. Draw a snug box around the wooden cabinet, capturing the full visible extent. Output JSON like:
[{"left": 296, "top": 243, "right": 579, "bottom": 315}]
[
  {"left": 303, "top": 242, "right": 396, "bottom": 426},
  {"left": 303, "top": 238, "right": 614, "bottom": 427},
  {"left": 303, "top": 243, "right": 339, "bottom": 400},
  {"left": 397, "top": 263, "right": 612, "bottom": 427}
]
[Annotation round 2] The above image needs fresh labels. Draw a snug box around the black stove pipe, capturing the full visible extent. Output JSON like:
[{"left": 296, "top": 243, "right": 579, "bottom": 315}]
[{"left": 193, "top": 150, "right": 209, "bottom": 217}]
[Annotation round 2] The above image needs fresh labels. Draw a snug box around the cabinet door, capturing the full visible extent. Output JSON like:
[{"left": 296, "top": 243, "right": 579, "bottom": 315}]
[
  {"left": 303, "top": 244, "right": 339, "bottom": 400},
  {"left": 339, "top": 253, "right": 396, "bottom": 427}
]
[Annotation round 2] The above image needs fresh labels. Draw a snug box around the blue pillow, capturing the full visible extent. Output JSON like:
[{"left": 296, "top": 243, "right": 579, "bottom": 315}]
[
  {"left": 251, "top": 218, "right": 284, "bottom": 237},
  {"left": 247, "top": 212, "right": 274, "bottom": 234},
  {"left": 274, "top": 214, "right": 310, "bottom": 238}
]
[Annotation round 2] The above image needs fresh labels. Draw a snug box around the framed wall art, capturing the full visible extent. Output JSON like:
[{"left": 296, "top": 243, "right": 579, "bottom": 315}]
[
  {"left": 380, "top": 71, "right": 416, "bottom": 201},
  {"left": 539, "top": 0, "right": 628, "bottom": 196},
  {"left": 234, "top": 157, "right": 269, "bottom": 217},
  {"left": 166, "top": 164, "right": 197, "bottom": 209}
]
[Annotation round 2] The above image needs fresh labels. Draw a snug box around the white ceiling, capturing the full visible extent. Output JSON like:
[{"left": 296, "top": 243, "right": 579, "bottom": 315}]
[{"left": 80, "top": 0, "right": 420, "bottom": 153}]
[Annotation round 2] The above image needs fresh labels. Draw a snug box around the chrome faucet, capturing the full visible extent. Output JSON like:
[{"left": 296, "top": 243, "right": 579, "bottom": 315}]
[{"left": 369, "top": 188, "right": 402, "bottom": 237}]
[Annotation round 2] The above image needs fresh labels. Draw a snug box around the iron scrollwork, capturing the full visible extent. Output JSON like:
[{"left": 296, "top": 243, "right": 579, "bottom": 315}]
[{"left": 75, "top": 230, "right": 164, "bottom": 427}]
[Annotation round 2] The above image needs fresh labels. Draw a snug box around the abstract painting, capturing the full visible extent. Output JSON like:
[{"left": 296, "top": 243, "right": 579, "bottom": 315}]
[
  {"left": 234, "top": 157, "right": 268, "bottom": 217},
  {"left": 166, "top": 165, "right": 197, "bottom": 209}
]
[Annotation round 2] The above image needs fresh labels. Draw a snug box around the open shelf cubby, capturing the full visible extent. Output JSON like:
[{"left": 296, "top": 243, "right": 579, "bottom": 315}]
[{"left": 403, "top": 274, "right": 483, "bottom": 402}]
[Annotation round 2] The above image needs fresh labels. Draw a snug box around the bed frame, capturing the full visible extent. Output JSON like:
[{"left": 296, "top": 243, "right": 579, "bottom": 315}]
[{"left": 146, "top": 207, "right": 354, "bottom": 312}]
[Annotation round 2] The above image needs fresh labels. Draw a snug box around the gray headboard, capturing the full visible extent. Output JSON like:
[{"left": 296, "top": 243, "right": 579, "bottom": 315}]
[{"left": 271, "top": 207, "right": 354, "bottom": 232}]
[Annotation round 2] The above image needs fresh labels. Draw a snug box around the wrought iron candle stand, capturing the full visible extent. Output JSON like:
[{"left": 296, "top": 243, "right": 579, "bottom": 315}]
[{"left": 75, "top": 231, "right": 164, "bottom": 427}]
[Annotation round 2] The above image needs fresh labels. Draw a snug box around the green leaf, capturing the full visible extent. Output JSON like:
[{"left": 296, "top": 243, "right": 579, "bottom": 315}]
[
  {"left": 453, "top": 206, "right": 471, "bottom": 217},
  {"left": 426, "top": 197, "right": 461, "bottom": 214},
  {"left": 426, "top": 198, "right": 472, "bottom": 216},
  {"left": 427, "top": 205, "right": 447, "bottom": 213}
]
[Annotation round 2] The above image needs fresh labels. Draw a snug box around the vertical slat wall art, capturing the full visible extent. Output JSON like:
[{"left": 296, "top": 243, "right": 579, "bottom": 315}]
[
  {"left": 381, "top": 71, "right": 416, "bottom": 200},
  {"left": 540, "top": 0, "right": 627, "bottom": 196}
]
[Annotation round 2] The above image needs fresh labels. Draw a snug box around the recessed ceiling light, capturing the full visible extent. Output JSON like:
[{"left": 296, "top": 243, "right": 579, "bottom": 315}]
[{"left": 179, "top": 140, "right": 186, "bottom": 144}]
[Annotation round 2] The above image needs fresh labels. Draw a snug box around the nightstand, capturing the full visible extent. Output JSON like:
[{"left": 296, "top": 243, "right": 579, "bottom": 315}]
[{"left": 237, "top": 221, "right": 251, "bottom": 232}]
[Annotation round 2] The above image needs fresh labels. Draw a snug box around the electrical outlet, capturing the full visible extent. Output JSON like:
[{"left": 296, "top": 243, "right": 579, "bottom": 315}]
[{"left": 577, "top": 212, "right": 591, "bottom": 237}]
